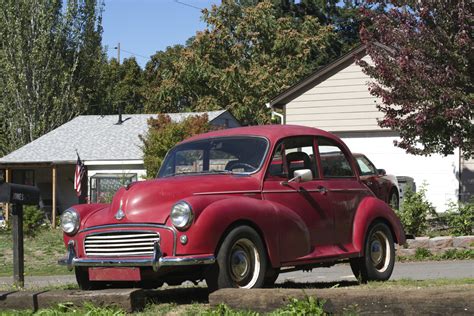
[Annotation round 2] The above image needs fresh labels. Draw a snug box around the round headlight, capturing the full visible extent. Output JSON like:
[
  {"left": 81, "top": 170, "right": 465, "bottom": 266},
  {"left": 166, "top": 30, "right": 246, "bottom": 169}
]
[
  {"left": 170, "top": 201, "right": 193, "bottom": 230},
  {"left": 60, "top": 208, "right": 80, "bottom": 235}
]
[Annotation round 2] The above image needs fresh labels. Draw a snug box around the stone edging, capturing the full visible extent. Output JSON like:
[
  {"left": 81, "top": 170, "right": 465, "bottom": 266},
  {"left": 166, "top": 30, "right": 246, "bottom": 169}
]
[{"left": 397, "top": 235, "right": 474, "bottom": 256}]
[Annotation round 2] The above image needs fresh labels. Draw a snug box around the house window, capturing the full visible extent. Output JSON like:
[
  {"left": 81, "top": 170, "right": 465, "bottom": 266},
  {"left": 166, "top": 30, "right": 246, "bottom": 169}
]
[
  {"left": 90, "top": 173, "right": 137, "bottom": 203},
  {"left": 0, "top": 170, "right": 4, "bottom": 182},
  {"left": 12, "top": 169, "right": 35, "bottom": 186}
]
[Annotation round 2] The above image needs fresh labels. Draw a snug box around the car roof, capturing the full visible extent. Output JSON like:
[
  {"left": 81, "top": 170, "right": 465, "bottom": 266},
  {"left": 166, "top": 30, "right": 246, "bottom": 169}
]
[{"left": 181, "top": 124, "right": 340, "bottom": 145}]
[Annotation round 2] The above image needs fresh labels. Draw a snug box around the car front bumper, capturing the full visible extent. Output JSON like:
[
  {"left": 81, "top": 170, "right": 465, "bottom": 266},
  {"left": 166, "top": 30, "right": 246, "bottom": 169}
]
[{"left": 58, "top": 240, "right": 215, "bottom": 272}]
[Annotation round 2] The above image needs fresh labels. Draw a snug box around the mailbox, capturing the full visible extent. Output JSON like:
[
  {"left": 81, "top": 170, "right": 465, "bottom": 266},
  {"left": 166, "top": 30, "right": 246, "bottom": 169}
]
[
  {"left": 0, "top": 181, "right": 41, "bottom": 288},
  {"left": 0, "top": 182, "right": 40, "bottom": 205}
]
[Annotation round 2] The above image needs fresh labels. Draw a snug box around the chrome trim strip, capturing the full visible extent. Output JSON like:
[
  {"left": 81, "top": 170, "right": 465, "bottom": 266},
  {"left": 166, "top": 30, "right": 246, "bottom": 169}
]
[
  {"left": 194, "top": 190, "right": 261, "bottom": 196},
  {"left": 329, "top": 188, "right": 369, "bottom": 193},
  {"left": 79, "top": 224, "right": 177, "bottom": 256},
  {"left": 263, "top": 188, "right": 369, "bottom": 194}
]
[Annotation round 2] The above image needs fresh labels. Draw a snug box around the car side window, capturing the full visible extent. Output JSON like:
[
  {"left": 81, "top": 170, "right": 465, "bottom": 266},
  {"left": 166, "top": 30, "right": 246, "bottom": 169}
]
[
  {"left": 317, "top": 137, "right": 355, "bottom": 178},
  {"left": 356, "top": 156, "right": 377, "bottom": 176},
  {"left": 267, "top": 137, "right": 319, "bottom": 180}
]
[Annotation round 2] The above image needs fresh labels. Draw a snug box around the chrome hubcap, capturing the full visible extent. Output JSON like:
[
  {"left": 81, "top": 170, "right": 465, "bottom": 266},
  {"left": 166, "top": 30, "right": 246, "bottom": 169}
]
[
  {"left": 228, "top": 238, "right": 260, "bottom": 288},
  {"left": 390, "top": 194, "right": 398, "bottom": 209},
  {"left": 231, "top": 248, "right": 250, "bottom": 279},
  {"left": 369, "top": 231, "right": 390, "bottom": 272}
]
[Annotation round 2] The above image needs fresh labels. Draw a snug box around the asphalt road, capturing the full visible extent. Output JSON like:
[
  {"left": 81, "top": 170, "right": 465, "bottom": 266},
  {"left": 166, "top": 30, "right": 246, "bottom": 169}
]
[{"left": 0, "top": 260, "right": 473, "bottom": 289}]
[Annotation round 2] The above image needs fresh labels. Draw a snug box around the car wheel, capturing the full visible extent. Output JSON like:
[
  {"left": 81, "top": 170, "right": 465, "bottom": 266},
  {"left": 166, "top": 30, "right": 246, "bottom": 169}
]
[
  {"left": 350, "top": 222, "right": 395, "bottom": 283},
  {"left": 206, "top": 226, "right": 267, "bottom": 291},
  {"left": 75, "top": 267, "right": 105, "bottom": 290},
  {"left": 388, "top": 189, "right": 399, "bottom": 210}
]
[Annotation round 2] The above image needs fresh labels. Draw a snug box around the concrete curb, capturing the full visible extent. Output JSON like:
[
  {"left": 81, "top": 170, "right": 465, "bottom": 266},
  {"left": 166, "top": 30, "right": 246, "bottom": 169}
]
[
  {"left": 0, "top": 287, "right": 209, "bottom": 312},
  {"left": 0, "top": 289, "right": 144, "bottom": 312},
  {"left": 209, "top": 286, "right": 474, "bottom": 315}
]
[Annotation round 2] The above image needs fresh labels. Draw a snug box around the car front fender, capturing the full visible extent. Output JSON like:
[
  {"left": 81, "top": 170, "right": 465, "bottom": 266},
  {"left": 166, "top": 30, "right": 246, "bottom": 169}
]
[{"left": 174, "top": 195, "right": 310, "bottom": 267}]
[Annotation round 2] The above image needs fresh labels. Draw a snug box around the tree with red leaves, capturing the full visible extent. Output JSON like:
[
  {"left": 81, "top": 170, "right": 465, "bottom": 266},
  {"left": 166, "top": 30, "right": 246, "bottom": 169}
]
[{"left": 358, "top": 0, "right": 473, "bottom": 158}]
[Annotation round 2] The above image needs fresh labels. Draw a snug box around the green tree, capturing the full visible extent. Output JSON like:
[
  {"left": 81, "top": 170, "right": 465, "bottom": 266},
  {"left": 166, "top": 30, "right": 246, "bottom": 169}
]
[
  {"left": 0, "top": 0, "right": 105, "bottom": 154},
  {"left": 358, "top": 0, "right": 473, "bottom": 158},
  {"left": 144, "top": 0, "right": 339, "bottom": 125},
  {"left": 140, "top": 114, "right": 211, "bottom": 178},
  {"left": 96, "top": 57, "right": 145, "bottom": 115}
]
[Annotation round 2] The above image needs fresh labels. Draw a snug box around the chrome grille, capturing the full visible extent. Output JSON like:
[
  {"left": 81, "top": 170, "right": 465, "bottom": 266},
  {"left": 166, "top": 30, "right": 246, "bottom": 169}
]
[{"left": 84, "top": 231, "right": 160, "bottom": 257}]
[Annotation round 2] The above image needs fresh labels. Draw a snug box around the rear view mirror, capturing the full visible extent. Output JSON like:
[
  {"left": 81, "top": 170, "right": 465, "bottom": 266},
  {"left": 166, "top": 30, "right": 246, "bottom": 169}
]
[{"left": 377, "top": 169, "right": 386, "bottom": 176}]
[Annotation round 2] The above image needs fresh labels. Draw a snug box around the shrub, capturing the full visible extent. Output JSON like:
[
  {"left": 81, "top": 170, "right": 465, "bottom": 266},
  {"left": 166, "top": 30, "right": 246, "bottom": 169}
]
[
  {"left": 22, "top": 205, "right": 46, "bottom": 236},
  {"left": 445, "top": 199, "right": 474, "bottom": 236},
  {"left": 6, "top": 205, "right": 46, "bottom": 237},
  {"left": 397, "top": 184, "right": 436, "bottom": 236}
]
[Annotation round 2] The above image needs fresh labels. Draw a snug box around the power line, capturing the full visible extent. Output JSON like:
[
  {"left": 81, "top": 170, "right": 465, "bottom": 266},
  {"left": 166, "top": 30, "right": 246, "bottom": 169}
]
[
  {"left": 121, "top": 49, "right": 148, "bottom": 60},
  {"left": 110, "top": 46, "right": 148, "bottom": 60},
  {"left": 174, "top": 0, "right": 203, "bottom": 11}
]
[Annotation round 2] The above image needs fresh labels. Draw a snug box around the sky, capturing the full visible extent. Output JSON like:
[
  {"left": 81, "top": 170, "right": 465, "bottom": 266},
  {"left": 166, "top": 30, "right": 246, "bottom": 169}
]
[{"left": 102, "top": 0, "right": 220, "bottom": 68}]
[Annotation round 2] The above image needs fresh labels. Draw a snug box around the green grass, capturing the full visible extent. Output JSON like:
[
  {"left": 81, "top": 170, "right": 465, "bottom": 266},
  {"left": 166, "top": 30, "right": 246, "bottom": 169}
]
[
  {"left": 362, "top": 278, "right": 474, "bottom": 289},
  {"left": 0, "top": 227, "right": 72, "bottom": 277},
  {"left": 398, "top": 248, "right": 474, "bottom": 262},
  {"left": 0, "top": 297, "right": 327, "bottom": 316}
]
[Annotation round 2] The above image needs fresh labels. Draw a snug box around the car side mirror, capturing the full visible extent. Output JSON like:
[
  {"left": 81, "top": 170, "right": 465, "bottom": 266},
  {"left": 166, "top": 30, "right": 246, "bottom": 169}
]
[
  {"left": 377, "top": 169, "right": 386, "bottom": 176},
  {"left": 289, "top": 169, "right": 312, "bottom": 183}
]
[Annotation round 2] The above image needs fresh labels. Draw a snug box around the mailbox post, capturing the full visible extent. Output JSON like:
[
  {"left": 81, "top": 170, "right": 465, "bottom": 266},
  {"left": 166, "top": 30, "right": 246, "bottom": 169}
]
[{"left": 0, "top": 182, "right": 40, "bottom": 287}]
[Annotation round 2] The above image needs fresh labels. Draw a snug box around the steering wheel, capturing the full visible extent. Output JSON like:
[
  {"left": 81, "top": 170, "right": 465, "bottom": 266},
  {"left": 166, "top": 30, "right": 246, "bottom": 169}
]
[{"left": 227, "top": 162, "right": 255, "bottom": 172}]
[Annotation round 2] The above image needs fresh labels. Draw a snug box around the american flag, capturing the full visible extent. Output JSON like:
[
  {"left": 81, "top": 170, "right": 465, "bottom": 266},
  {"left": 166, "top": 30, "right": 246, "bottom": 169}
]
[{"left": 74, "top": 153, "right": 86, "bottom": 197}]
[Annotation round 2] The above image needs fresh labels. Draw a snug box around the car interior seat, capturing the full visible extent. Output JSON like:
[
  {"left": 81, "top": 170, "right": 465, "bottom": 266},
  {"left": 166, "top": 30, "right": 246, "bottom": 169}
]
[{"left": 286, "top": 152, "right": 312, "bottom": 179}]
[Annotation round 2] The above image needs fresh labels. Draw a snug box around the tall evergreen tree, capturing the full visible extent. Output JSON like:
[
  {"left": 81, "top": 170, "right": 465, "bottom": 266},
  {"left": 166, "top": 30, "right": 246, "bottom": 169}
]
[{"left": 0, "top": 0, "right": 105, "bottom": 154}]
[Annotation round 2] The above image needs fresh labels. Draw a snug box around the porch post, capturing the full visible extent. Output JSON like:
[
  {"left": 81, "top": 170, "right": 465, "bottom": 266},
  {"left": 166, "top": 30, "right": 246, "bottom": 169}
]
[
  {"left": 52, "top": 165, "right": 57, "bottom": 228},
  {"left": 5, "top": 168, "right": 11, "bottom": 221}
]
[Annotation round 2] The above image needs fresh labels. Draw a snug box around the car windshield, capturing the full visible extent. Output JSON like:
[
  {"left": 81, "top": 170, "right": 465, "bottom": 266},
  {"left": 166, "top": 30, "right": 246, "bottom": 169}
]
[{"left": 158, "top": 136, "right": 268, "bottom": 178}]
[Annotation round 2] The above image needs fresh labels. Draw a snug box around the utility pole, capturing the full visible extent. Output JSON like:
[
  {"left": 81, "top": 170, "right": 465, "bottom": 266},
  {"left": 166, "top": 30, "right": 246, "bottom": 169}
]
[{"left": 115, "top": 42, "right": 121, "bottom": 64}]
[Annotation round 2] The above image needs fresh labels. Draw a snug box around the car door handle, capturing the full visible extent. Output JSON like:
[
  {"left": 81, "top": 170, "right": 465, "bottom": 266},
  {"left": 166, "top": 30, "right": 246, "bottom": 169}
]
[{"left": 316, "top": 186, "right": 328, "bottom": 195}]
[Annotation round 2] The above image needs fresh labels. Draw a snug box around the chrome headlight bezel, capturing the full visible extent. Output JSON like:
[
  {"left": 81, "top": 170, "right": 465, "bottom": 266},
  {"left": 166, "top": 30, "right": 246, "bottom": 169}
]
[
  {"left": 60, "top": 208, "right": 80, "bottom": 235},
  {"left": 170, "top": 201, "right": 193, "bottom": 231}
]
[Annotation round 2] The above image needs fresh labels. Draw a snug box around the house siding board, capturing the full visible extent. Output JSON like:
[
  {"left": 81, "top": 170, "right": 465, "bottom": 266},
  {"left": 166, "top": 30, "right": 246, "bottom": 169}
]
[{"left": 285, "top": 56, "right": 382, "bottom": 132}]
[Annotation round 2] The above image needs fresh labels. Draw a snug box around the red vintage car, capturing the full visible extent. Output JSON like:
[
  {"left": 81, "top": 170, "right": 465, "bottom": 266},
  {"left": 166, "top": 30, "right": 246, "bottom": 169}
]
[
  {"left": 59, "top": 125, "right": 405, "bottom": 290},
  {"left": 353, "top": 153, "right": 400, "bottom": 210}
]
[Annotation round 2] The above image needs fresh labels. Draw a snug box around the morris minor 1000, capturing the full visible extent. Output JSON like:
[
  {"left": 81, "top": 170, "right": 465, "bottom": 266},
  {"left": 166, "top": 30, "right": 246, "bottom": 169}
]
[{"left": 59, "top": 125, "right": 405, "bottom": 290}]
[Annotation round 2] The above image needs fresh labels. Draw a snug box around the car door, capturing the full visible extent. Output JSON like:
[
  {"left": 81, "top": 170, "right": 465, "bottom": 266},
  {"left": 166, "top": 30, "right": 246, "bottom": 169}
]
[
  {"left": 317, "top": 137, "right": 371, "bottom": 247},
  {"left": 262, "top": 136, "right": 335, "bottom": 261},
  {"left": 355, "top": 155, "right": 382, "bottom": 199}
]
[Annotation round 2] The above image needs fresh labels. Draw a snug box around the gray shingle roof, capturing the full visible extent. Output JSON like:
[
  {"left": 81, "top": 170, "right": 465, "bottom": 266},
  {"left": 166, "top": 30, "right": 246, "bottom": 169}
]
[{"left": 0, "top": 110, "right": 228, "bottom": 164}]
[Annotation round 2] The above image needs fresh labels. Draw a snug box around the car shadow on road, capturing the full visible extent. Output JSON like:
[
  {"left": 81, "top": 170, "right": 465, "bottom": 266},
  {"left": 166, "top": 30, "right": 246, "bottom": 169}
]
[
  {"left": 142, "top": 287, "right": 210, "bottom": 304},
  {"left": 275, "top": 280, "right": 360, "bottom": 289}
]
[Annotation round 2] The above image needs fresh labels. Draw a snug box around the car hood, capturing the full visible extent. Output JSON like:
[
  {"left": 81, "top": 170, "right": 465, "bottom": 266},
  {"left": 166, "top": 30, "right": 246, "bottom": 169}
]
[{"left": 83, "top": 174, "right": 260, "bottom": 227}]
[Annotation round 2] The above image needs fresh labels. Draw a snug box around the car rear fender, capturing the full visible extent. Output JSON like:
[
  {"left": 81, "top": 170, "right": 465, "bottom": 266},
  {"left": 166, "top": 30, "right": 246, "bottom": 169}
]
[{"left": 352, "top": 196, "right": 406, "bottom": 255}]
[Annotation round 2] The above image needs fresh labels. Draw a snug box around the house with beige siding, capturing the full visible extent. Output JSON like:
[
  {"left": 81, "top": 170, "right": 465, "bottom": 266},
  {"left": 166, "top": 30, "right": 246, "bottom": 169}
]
[{"left": 269, "top": 45, "right": 472, "bottom": 211}]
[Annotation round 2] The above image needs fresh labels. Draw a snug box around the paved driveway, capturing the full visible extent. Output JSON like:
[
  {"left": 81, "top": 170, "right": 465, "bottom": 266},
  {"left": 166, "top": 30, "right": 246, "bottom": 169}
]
[{"left": 0, "top": 260, "right": 473, "bottom": 289}]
